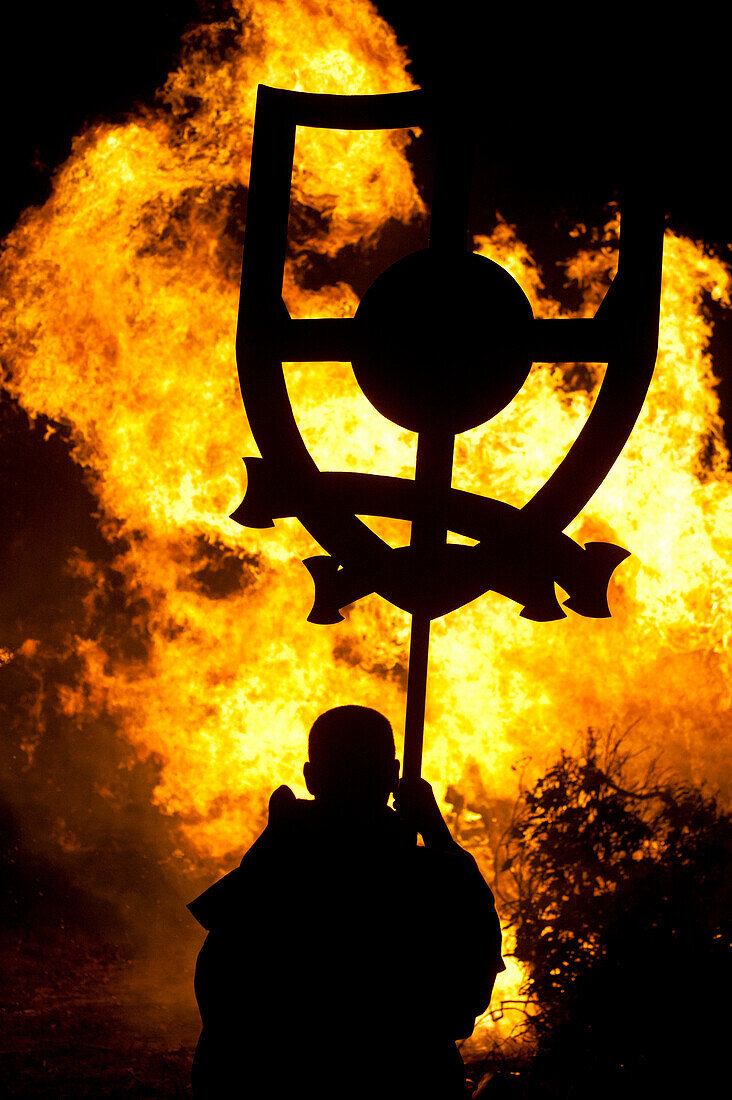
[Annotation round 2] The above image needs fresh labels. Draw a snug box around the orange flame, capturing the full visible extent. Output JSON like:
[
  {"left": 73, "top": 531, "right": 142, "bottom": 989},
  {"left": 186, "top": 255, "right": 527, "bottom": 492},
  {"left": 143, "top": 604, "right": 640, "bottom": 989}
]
[{"left": 1, "top": 0, "right": 731, "bottom": 1051}]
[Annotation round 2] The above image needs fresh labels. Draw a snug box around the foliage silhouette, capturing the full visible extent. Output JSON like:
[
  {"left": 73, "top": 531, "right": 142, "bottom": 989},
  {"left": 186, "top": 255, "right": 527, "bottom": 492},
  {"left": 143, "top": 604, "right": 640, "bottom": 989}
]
[{"left": 493, "top": 732, "right": 732, "bottom": 1099}]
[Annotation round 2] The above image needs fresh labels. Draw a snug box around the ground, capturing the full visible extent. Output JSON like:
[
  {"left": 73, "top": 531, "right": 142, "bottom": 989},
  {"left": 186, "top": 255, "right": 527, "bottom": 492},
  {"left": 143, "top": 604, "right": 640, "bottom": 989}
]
[{"left": 1, "top": 935, "right": 199, "bottom": 1099}]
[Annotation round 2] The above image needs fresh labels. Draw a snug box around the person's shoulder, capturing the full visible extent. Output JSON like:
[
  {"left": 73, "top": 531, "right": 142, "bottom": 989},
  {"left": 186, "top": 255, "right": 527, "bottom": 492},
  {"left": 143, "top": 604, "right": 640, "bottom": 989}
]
[
  {"left": 188, "top": 791, "right": 316, "bottom": 930},
  {"left": 263, "top": 787, "right": 320, "bottom": 838},
  {"left": 188, "top": 865, "right": 247, "bottom": 930},
  {"left": 413, "top": 838, "right": 477, "bottom": 866},
  {"left": 411, "top": 841, "right": 494, "bottom": 896}
]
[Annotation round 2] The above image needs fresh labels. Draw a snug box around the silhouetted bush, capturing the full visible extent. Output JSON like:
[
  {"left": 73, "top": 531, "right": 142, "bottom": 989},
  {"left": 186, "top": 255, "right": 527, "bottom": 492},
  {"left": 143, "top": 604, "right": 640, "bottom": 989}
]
[{"left": 496, "top": 732, "right": 732, "bottom": 1099}]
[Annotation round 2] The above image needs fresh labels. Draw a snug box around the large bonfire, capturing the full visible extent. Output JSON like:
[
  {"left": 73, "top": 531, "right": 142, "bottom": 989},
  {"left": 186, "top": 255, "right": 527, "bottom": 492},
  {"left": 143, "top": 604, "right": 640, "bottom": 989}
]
[{"left": 1, "top": 0, "right": 730, "bottom": 1057}]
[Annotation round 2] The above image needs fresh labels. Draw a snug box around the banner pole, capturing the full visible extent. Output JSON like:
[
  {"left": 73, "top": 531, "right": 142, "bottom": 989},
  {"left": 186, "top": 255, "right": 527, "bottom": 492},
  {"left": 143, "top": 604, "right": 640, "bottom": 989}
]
[
  {"left": 400, "top": 429, "right": 453, "bottom": 820},
  {"left": 403, "top": 613, "right": 431, "bottom": 783}
]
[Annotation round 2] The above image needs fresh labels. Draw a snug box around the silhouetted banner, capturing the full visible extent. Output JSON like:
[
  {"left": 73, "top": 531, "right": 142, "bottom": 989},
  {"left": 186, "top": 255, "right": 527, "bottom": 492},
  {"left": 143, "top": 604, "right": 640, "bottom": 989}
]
[
  {"left": 233, "top": 85, "right": 663, "bottom": 624},
  {"left": 234, "top": 457, "right": 629, "bottom": 623},
  {"left": 233, "top": 84, "right": 664, "bottom": 780}
]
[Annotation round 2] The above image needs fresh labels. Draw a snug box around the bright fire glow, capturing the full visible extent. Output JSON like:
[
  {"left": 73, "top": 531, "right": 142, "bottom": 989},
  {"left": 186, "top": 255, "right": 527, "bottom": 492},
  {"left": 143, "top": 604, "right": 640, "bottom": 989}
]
[{"left": 1, "top": 0, "right": 731, "bottom": 1050}]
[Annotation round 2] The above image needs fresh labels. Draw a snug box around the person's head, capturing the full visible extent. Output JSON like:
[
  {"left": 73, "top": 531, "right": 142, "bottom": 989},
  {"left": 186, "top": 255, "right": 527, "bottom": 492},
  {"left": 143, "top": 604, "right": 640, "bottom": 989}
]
[{"left": 303, "top": 705, "right": 399, "bottom": 814}]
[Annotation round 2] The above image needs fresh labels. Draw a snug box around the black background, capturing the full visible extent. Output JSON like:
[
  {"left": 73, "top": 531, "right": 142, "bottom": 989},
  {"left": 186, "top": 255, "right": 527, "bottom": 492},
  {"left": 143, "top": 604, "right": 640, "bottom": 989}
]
[{"left": 2, "top": 2, "right": 730, "bottom": 241}]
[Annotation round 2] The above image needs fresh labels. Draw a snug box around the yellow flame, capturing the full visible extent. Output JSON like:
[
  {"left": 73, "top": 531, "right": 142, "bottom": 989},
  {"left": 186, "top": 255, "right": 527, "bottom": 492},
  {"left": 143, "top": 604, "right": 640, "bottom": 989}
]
[{"left": 2, "top": 0, "right": 732, "bottom": 1050}]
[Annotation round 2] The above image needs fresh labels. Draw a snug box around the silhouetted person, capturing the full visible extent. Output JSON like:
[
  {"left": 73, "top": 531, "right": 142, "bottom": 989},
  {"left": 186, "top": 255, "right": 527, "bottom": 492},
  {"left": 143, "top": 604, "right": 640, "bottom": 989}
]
[{"left": 189, "top": 706, "right": 504, "bottom": 1098}]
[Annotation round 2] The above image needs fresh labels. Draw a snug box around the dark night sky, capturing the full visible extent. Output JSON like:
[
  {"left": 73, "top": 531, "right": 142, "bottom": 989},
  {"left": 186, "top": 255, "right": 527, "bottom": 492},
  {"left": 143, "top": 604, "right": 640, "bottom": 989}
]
[
  {"left": 2, "top": 2, "right": 730, "bottom": 237},
  {"left": 1, "top": 2, "right": 730, "bottom": 408}
]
